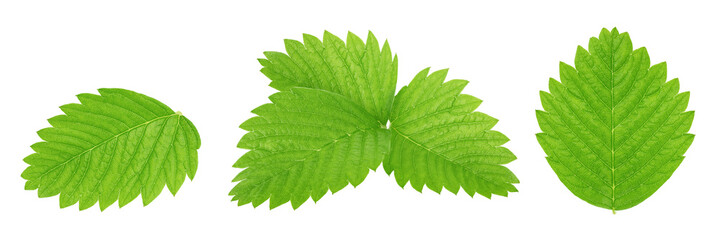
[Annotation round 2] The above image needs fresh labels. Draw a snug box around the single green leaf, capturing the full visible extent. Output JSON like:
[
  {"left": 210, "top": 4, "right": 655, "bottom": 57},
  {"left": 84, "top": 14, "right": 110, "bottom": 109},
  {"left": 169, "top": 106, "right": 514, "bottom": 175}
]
[
  {"left": 231, "top": 88, "right": 390, "bottom": 209},
  {"left": 259, "top": 31, "right": 398, "bottom": 123},
  {"left": 22, "top": 88, "right": 201, "bottom": 210},
  {"left": 385, "top": 68, "right": 518, "bottom": 198},
  {"left": 536, "top": 28, "right": 694, "bottom": 213}
]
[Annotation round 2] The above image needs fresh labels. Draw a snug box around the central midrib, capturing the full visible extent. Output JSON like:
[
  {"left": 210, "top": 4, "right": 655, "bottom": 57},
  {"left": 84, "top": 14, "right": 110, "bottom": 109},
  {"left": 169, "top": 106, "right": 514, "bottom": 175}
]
[
  {"left": 240, "top": 126, "right": 372, "bottom": 195},
  {"left": 389, "top": 126, "right": 502, "bottom": 187},
  {"left": 37, "top": 113, "right": 182, "bottom": 179},
  {"left": 610, "top": 36, "right": 617, "bottom": 214}
]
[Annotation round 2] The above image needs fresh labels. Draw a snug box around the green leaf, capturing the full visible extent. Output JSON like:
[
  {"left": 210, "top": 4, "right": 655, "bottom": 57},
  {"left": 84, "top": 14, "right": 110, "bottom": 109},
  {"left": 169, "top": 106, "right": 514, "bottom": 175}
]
[
  {"left": 22, "top": 88, "right": 201, "bottom": 210},
  {"left": 231, "top": 88, "right": 390, "bottom": 209},
  {"left": 259, "top": 31, "right": 398, "bottom": 123},
  {"left": 234, "top": 31, "right": 517, "bottom": 209},
  {"left": 536, "top": 28, "right": 694, "bottom": 212},
  {"left": 385, "top": 68, "right": 518, "bottom": 198}
]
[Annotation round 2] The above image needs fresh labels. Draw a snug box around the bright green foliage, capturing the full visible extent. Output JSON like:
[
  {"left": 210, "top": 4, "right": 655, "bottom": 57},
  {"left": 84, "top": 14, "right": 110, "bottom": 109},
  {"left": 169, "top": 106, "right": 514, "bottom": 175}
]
[
  {"left": 22, "top": 88, "right": 201, "bottom": 210},
  {"left": 385, "top": 68, "right": 518, "bottom": 198},
  {"left": 259, "top": 31, "right": 397, "bottom": 123},
  {"left": 233, "top": 31, "right": 518, "bottom": 209},
  {"left": 231, "top": 88, "right": 390, "bottom": 209},
  {"left": 536, "top": 28, "right": 694, "bottom": 212}
]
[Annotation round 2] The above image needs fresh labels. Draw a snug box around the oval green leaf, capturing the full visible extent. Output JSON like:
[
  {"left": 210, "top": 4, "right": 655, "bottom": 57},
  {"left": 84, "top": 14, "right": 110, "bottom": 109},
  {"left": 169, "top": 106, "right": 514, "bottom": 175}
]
[
  {"left": 22, "top": 88, "right": 201, "bottom": 210},
  {"left": 536, "top": 28, "right": 694, "bottom": 212}
]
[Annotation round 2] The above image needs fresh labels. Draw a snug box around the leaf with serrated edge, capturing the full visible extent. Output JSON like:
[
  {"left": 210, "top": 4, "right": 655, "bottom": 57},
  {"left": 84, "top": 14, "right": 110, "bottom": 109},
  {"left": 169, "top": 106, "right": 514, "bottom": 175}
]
[
  {"left": 385, "top": 68, "right": 518, "bottom": 198},
  {"left": 22, "top": 88, "right": 201, "bottom": 210},
  {"left": 234, "top": 31, "right": 518, "bottom": 209},
  {"left": 536, "top": 28, "right": 694, "bottom": 213},
  {"left": 231, "top": 88, "right": 390, "bottom": 209},
  {"left": 259, "top": 31, "right": 398, "bottom": 124}
]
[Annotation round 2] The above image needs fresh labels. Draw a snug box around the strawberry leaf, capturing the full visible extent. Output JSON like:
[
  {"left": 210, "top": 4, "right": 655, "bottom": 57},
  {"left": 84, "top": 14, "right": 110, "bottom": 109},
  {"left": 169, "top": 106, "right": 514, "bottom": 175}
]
[
  {"left": 386, "top": 68, "right": 518, "bottom": 198},
  {"left": 22, "top": 88, "right": 201, "bottom": 210},
  {"left": 536, "top": 28, "right": 694, "bottom": 212},
  {"left": 234, "top": 31, "right": 518, "bottom": 209}
]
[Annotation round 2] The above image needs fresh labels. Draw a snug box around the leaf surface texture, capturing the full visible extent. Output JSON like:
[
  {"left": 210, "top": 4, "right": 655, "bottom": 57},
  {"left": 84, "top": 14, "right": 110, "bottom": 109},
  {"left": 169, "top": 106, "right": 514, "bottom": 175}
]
[
  {"left": 231, "top": 88, "right": 389, "bottom": 209},
  {"left": 536, "top": 28, "right": 694, "bottom": 212},
  {"left": 259, "top": 31, "right": 397, "bottom": 123},
  {"left": 22, "top": 88, "right": 201, "bottom": 210},
  {"left": 234, "top": 31, "right": 518, "bottom": 209},
  {"left": 385, "top": 68, "right": 518, "bottom": 197}
]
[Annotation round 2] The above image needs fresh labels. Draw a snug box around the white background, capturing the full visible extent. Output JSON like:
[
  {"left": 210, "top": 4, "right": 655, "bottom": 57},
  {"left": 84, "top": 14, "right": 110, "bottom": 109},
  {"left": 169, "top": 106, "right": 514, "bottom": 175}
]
[{"left": 1, "top": 0, "right": 717, "bottom": 239}]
